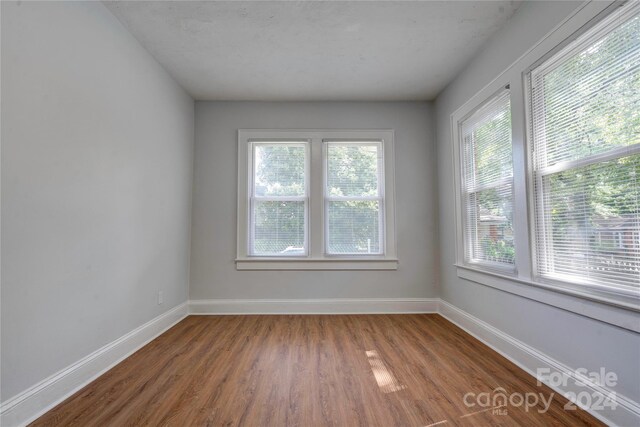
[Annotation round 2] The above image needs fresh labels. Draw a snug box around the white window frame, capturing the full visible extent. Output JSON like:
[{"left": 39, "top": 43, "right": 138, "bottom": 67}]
[
  {"left": 451, "top": 0, "right": 639, "bottom": 330},
  {"left": 237, "top": 129, "right": 397, "bottom": 270},
  {"left": 525, "top": 0, "right": 640, "bottom": 304},
  {"left": 456, "top": 87, "right": 516, "bottom": 274},
  {"left": 324, "top": 141, "right": 385, "bottom": 256},
  {"left": 248, "top": 141, "right": 310, "bottom": 257}
]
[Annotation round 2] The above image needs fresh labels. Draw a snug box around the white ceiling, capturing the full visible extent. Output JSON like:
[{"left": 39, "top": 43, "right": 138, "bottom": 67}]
[{"left": 104, "top": 1, "right": 522, "bottom": 101}]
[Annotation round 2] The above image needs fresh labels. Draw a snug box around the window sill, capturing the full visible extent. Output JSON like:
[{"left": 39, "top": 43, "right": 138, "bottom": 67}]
[
  {"left": 236, "top": 258, "right": 399, "bottom": 271},
  {"left": 455, "top": 264, "right": 640, "bottom": 332}
]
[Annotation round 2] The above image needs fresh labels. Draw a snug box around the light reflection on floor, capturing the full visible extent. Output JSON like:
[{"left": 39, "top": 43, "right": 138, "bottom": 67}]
[{"left": 365, "top": 350, "right": 407, "bottom": 394}]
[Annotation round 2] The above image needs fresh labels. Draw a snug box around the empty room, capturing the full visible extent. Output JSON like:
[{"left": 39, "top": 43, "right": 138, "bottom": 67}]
[{"left": 1, "top": 0, "right": 639, "bottom": 426}]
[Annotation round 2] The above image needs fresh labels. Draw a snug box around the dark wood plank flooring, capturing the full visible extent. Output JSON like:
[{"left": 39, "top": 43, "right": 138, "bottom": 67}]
[{"left": 31, "top": 315, "right": 603, "bottom": 426}]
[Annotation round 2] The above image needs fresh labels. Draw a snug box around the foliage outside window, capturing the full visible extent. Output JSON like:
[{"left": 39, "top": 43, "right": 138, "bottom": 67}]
[
  {"left": 326, "top": 143, "right": 384, "bottom": 255},
  {"left": 459, "top": 89, "right": 515, "bottom": 269},
  {"left": 251, "top": 143, "right": 307, "bottom": 256},
  {"left": 238, "top": 130, "right": 397, "bottom": 269},
  {"left": 529, "top": 3, "right": 640, "bottom": 291}
]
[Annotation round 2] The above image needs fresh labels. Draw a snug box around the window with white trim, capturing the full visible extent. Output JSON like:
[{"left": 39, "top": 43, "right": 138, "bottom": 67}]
[
  {"left": 325, "top": 142, "right": 384, "bottom": 255},
  {"left": 459, "top": 88, "right": 515, "bottom": 271},
  {"left": 528, "top": 2, "right": 639, "bottom": 292},
  {"left": 249, "top": 142, "right": 309, "bottom": 256},
  {"left": 237, "top": 130, "right": 397, "bottom": 270}
]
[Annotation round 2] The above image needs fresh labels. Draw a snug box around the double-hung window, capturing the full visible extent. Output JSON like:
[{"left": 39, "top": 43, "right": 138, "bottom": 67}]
[
  {"left": 249, "top": 142, "right": 309, "bottom": 256},
  {"left": 237, "top": 130, "right": 397, "bottom": 270},
  {"left": 459, "top": 89, "right": 514, "bottom": 271},
  {"left": 452, "top": 1, "right": 639, "bottom": 326},
  {"left": 325, "top": 142, "right": 384, "bottom": 255},
  {"left": 528, "top": 2, "right": 640, "bottom": 292}
]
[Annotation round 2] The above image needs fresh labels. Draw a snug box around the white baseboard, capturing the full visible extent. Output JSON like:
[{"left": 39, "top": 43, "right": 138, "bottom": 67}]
[
  {"left": 3, "top": 298, "right": 637, "bottom": 426},
  {"left": 438, "top": 299, "right": 640, "bottom": 427},
  {"left": 0, "top": 302, "right": 189, "bottom": 427},
  {"left": 189, "top": 298, "right": 439, "bottom": 315}
]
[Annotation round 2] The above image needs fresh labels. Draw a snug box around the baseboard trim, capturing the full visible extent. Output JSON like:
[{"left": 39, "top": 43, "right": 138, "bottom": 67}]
[
  {"left": 438, "top": 299, "right": 640, "bottom": 427},
  {"left": 3, "top": 299, "right": 637, "bottom": 426},
  {"left": 189, "top": 298, "right": 439, "bottom": 315},
  {"left": 0, "top": 302, "right": 189, "bottom": 427}
]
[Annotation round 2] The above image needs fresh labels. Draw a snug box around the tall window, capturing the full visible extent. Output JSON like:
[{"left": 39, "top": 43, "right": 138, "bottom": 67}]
[
  {"left": 459, "top": 89, "right": 514, "bottom": 269},
  {"left": 249, "top": 142, "right": 308, "bottom": 256},
  {"left": 325, "top": 142, "right": 384, "bottom": 255},
  {"left": 237, "top": 130, "right": 397, "bottom": 270},
  {"left": 529, "top": 4, "right": 640, "bottom": 290}
]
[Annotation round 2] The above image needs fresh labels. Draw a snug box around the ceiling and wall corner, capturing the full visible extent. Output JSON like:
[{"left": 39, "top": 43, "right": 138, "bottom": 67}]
[{"left": 102, "top": 0, "right": 522, "bottom": 101}]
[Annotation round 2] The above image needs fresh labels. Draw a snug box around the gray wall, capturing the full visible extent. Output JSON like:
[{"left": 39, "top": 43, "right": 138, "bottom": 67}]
[
  {"left": 435, "top": 0, "right": 640, "bottom": 403},
  {"left": 190, "top": 102, "right": 437, "bottom": 300},
  {"left": 1, "top": 1, "right": 194, "bottom": 400}
]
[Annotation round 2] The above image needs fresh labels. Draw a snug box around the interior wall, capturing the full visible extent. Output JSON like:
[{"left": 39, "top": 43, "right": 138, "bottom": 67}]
[
  {"left": 435, "top": 0, "right": 639, "bottom": 404},
  {"left": 190, "top": 101, "right": 437, "bottom": 300},
  {"left": 1, "top": 1, "right": 194, "bottom": 401}
]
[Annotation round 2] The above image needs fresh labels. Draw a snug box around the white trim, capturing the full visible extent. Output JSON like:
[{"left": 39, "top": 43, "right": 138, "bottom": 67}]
[
  {"left": 248, "top": 141, "right": 310, "bottom": 257},
  {"left": 438, "top": 299, "right": 640, "bottom": 427},
  {"left": 451, "top": 81, "right": 517, "bottom": 274},
  {"left": 189, "top": 298, "right": 437, "bottom": 315},
  {"left": 456, "top": 265, "right": 639, "bottom": 332},
  {"left": 450, "top": 0, "right": 639, "bottom": 312},
  {"left": 236, "top": 258, "right": 398, "bottom": 270},
  {"left": 324, "top": 140, "right": 385, "bottom": 256},
  {"left": 537, "top": 143, "right": 640, "bottom": 176},
  {"left": 0, "top": 303, "right": 189, "bottom": 427},
  {"left": 526, "top": 0, "right": 640, "bottom": 297},
  {"left": 3, "top": 299, "right": 637, "bottom": 426},
  {"left": 237, "top": 129, "right": 397, "bottom": 269}
]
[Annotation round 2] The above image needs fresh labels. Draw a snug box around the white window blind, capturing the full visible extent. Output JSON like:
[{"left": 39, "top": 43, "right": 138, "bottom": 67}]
[
  {"left": 250, "top": 142, "right": 308, "bottom": 256},
  {"left": 460, "top": 89, "right": 514, "bottom": 268},
  {"left": 325, "top": 142, "right": 384, "bottom": 255},
  {"left": 529, "top": 2, "right": 640, "bottom": 291}
]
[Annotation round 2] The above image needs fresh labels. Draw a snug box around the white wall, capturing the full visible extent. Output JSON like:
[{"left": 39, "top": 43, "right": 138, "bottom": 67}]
[
  {"left": 435, "top": 0, "right": 639, "bottom": 407},
  {"left": 1, "top": 1, "right": 194, "bottom": 401},
  {"left": 190, "top": 101, "right": 437, "bottom": 300}
]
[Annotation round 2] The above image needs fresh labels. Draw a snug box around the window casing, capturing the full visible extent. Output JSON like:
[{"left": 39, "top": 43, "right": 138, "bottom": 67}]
[
  {"left": 452, "top": 0, "right": 640, "bottom": 319},
  {"left": 237, "top": 130, "right": 397, "bottom": 270},
  {"left": 528, "top": 1, "right": 640, "bottom": 294}
]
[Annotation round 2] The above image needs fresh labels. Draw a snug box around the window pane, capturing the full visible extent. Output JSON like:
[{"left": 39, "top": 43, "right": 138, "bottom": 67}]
[
  {"left": 462, "top": 93, "right": 512, "bottom": 188},
  {"left": 253, "top": 201, "right": 305, "bottom": 255},
  {"left": 254, "top": 145, "right": 306, "bottom": 197},
  {"left": 466, "top": 185, "right": 515, "bottom": 265},
  {"left": 327, "top": 144, "right": 380, "bottom": 197},
  {"left": 327, "top": 201, "right": 380, "bottom": 254},
  {"left": 539, "top": 155, "right": 639, "bottom": 288},
  {"left": 532, "top": 12, "right": 640, "bottom": 167}
]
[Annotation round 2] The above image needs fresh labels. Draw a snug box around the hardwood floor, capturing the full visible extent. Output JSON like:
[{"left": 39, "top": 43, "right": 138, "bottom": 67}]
[{"left": 32, "top": 315, "right": 602, "bottom": 426}]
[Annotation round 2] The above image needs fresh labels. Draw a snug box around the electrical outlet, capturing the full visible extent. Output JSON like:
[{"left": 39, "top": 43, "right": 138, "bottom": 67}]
[{"left": 158, "top": 291, "right": 163, "bottom": 305}]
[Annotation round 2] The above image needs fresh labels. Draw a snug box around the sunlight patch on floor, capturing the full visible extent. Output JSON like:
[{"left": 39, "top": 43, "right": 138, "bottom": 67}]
[{"left": 365, "top": 350, "right": 407, "bottom": 393}]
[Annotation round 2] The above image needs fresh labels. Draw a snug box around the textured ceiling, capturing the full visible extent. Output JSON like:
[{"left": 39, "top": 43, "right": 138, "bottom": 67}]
[{"left": 104, "top": 1, "right": 522, "bottom": 101}]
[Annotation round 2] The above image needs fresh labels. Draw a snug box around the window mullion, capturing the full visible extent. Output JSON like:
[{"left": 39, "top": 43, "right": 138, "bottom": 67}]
[
  {"left": 310, "top": 137, "right": 324, "bottom": 257},
  {"left": 510, "top": 75, "right": 532, "bottom": 279}
]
